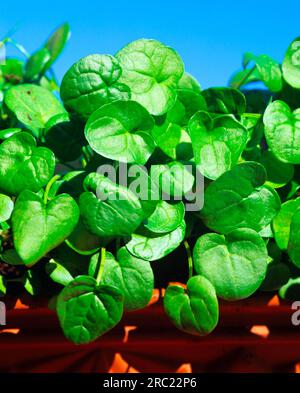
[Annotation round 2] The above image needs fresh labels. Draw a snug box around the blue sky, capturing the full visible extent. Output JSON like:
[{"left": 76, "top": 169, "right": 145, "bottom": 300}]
[{"left": 1, "top": 0, "right": 300, "bottom": 88}]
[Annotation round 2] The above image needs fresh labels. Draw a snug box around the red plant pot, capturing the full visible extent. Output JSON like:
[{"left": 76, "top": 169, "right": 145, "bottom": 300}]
[{"left": 0, "top": 292, "right": 299, "bottom": 373}]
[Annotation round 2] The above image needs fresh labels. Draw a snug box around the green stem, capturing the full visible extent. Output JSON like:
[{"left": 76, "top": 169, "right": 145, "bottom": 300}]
[
  {"left": 184, "top": 240, "right": 193, "bottom": 279},
  {"left": 243, "top": 113, "right": 262, "bottom": 119},
  {"left": 43, "top": 175, "right": 61, "bottom": 204},
  {"left": 4, "top": 38, "right": 29, "bottom": 58},
  {"left": 235, "top": 65, "right": 256, "bottom": 89},
  {"left": 96, "top": 247, "right": 106, "bottom": 285}
]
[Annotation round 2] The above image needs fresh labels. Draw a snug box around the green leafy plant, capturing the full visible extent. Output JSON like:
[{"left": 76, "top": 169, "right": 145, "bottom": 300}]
[{"left": 2, "top": 25, "right": 300, "bottom": 345}]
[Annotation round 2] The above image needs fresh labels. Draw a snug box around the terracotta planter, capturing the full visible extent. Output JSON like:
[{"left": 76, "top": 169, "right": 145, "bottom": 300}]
[{"left": 0, "top": 292, "right": 299, "bottom": 373}]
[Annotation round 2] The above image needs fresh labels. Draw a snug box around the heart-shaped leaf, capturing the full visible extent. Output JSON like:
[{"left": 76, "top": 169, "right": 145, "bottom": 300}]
[
  {"left": 56, "top": 275, "right": 123, "bottom": 344},
  {"left": 193, "top": 228, "right": 268, "bottom": 300},
  {"left": 89, "top": 248, "right": 154, "bottom": 311},
  {"left": 164, "top": 275, "right": 219, "bottom": 335},
  {"left": 4, "top": 84, "right": 65, "bottom": 137},
  {"left": 263, "top": 100, "right": 300, "bottom": 164},
  {"left": 126, "top": 220, "right": 186, "bottom": 261},
  {"left": 85, "top": 100, "right": 155, "bottom": 165},
  {"left": 189, "top": 111, "right": 248, "bottom": 179},
  {"left": 0, "top": 193, "right": 13, "bottom": 222},
  {"left": 200, "top": 162, "right": 281, "bottom": 234},
  {"left": 282, "top": 37, "right": 300, "bottom": 89},
  {"left": 79, "top": 173, "right": 144, "bottom": 237},
  {"left": 116, "top": 39, "right": 184, "bottom": 116},
  {"left": 12, "top": 190, "right": 80, "bottom": 265},
  {"left": 60, "top": 54, "right": 130, "bottom": 119},
  {"left": 273, "top": 198, "right": 300, "bottom": 250},
  {"left": 0, "top": 132, "right": 55, "bottom": 196}
]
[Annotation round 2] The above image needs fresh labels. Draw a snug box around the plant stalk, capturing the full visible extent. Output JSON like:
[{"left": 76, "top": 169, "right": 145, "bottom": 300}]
[
  {"left": 184, "top": 240, "right": 193, "bottom": 279},
  {"left": 96, "top": 247, "right": 106, "bottom": 284},
  {"left": 43, "top": 175, "right": 61, "bottom": 204},
  {"left": 235, "top": 65, "right": 256, "bottom": 89}
]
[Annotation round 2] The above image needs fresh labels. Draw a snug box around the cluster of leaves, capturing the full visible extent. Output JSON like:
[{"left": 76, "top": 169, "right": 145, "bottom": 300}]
[{"left": 1, "top": 26, "right": 300, "bottom": 344}]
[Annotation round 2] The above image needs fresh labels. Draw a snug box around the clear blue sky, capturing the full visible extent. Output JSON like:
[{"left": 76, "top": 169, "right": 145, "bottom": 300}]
[{"left": 1, "top": 0, "right": 300, "bottom": 88}]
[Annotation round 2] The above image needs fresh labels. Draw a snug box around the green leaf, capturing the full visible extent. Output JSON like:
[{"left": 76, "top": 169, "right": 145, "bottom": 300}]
[
  {"left": 89, "top": 248, "right": 154, "bottom": 311},
  {"left": 258, "top": 150, "right": 294, "bottom": 188},
  {"left": 60, "top": 54, "right": 130, "bottom": 119},
  {"left": 279, "top": 276, "right": 300, "bottom": 301},
  {"left": 151, "top": 121, "right": 182, "bottom": 160},
  {"left": 263, "top": 100, "right": 300, "bottom": 164},
  {"left": 144, "top": 201, "right": 185, "bottom": 234},
  {"left": 44, "top": 22, "right": 71, "bottom": 69},
  {"left": 229, "top": 67, "right": 260, "bottom": 89},
  {"left": 0, "top": 59, "right": 24, "bottom": 87},
  {"left": 66, "top": 218, "right": 101, "bottom": 255},
  {"left": 273, "top": 198, "right": 300, "bottom": 250},
  {"left": 200, "top": 162, "right": 281, "bottom": 234},
  {"left": 126, "top": 220, "right": 186, "bottom": 261},
  {"left": 150, "top": 161, "right": 194, "bottom": 197},
  {"left": 201, "top": 87, "right": 246, "bottom": 115},
  {"left": 45, "top": 259, "right": 74, "bottom": 286},
  {"left": 24, "top": 270, "right": 41, "bottom": 296},
  {"left": 0, "top": 193, "right": 13, "bottom": 222},
  {"left": 282, "top": 37, "right": 300, "bottom": 89},
  {"left": 177, "top": 72, "right": 201, "bottom": 93},
  {"left": 12, "top": 190, "right": 80, "bottom": 266},
  {"left": 116, "top": 39, "right": 184, "bottom": 116},
  {"left": 0, "top": 128, "right": 22, "bottom": 140},
  {"left": 164, "top": 276, "right": 219, "bottom": 335},
  {"left": 79, "top": 173, "right": 144, "bottom": 237},
  {"left": 245, "top": 53, "right": 283, "bottom": 92},
  {"left": 4, "top": 84, "right": 65, "bottom": 137},
  {"left": 175, "top": 89, "right": 207, "bottom": 125},
  {"left": 85, "top": 100, "right": 155, "bottom": 165},
  {"left": 0, "top": 132, "right": 55, "bottom": 196},
  {"left": 0, "top": 249, "right": 24, "bottom": 265},
  {"left": 24, "top": 47, "right": 51, "bottom": 81},
  {"left": 193, "top": 228, "right": 268, "bottom": 300},
  {"left": 288, "top": 209, "right": 300, "bottom": 268},
  {"left": 45, "top": 113, "right": 85, "bottom": 162},
  {"left": 189, "top": 111, "right": 248, "bottom": 179},
  {"left": 57, "top": 275, "right": 123, "bottom": 344},
  {"left": 259, "top": 261, "right": 290, "bottom": 291}
]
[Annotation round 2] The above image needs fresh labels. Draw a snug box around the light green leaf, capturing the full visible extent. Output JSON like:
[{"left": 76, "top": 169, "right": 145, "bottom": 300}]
[
  {"left": 116, "top": 39, "right": 184, "bottom": 116},
  {"left": 85, "top": 100, "right": 155, "bottom": 165},
  {"left": 263, "top": 100, "right": 300, "bottom": 164},
  {"left": 164, "top": 276, "right": 219, "bottom": 335},
  {"left": 193, "top": 228, "right": 268, "bottom": 300},
  {"left": 189, "top": 111, "right": 248, "bottom": 179}
]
